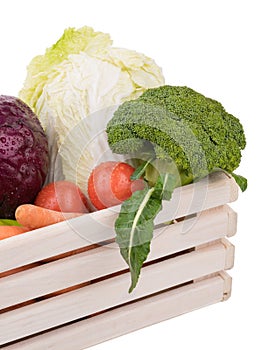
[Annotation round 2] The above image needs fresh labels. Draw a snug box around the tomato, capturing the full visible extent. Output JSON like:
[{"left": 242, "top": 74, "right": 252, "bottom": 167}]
[
  {"left": 88, "top": 161, "right": 145, "bottom": 210},
  {"left": 34, "top": 181, "right": 89, "bottom": 213}
]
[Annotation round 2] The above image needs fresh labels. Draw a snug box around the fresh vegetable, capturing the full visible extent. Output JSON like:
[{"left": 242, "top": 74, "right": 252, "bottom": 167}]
[
  {"left": 0, "top": 95, "right": 49, "bottom": 219},
  {"left": 107, "top": 85, "right": 246, "bottom": 189},
  {"left": 116, "top": 173, "right": 176, "bottom": 292},
  {"left": 0, "top": 226, "right": 30, "bottom": 240},
  {"left": 15, "top": 204, "right": 84, "bottom": 230},
  {"left": 106, "top": 85, "right": 247, "bottom": 292},
  {"left": 88, "top": 161, "right": 145, "bottom": 210},
  {"left": 19, "top": 26, "right": 164, "bottom": 193},
  {"left": 0, "top": 219, "right": 21, "bottom": 226},
  {"left": 34, "top": 181, "right": 89, "bottom": 213}
]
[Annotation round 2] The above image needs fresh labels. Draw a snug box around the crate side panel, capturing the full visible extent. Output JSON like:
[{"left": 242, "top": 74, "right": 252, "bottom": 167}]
[
  {"left": 0, "top": 172, "right": 238, "bottom": 273},
  {"left": 3, "top": 274, "right": 229, "bottom": 350},
  {"left": 0, "top": 206, "right": 235, "bottom": 309},
  {"left": 157, "top": 171, "right": 238, "bottom": 223},
  {"left": 0, "top": 242, "right": 230, "bottom": 345}
]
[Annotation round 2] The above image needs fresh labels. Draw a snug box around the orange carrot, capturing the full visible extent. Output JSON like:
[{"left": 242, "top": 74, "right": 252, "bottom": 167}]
[
  {"left": 15, "top": 204, "right": 84, "bottom": 230},
  {"left": 0, "top": 226, "right": 30, "bottom": 240}
]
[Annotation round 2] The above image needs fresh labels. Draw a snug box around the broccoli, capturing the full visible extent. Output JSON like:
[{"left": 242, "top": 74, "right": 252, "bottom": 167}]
[
  {"left": 106, "top": 86, "right": 247, "bottom": 293},
  {"left": 106, "top": 85, "right": 246, "bottom": 189}
]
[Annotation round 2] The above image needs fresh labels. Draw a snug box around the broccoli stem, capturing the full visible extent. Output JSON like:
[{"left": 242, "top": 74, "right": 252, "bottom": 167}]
[{"left": 142, "top": 158, "right": 194, "bottom": 188}]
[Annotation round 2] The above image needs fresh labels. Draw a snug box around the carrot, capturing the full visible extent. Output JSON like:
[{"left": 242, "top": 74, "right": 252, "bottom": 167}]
[
  {"left": 0, "top": 226, "right": 30, "bottom": 240},
  {"left": 15, "top": 204, "right": 84, "bottom": 230}
]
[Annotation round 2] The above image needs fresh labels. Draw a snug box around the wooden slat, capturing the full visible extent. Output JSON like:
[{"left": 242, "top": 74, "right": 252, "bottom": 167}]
[
  {"left": 219, "top": 271, "right": 232, "bottom": 300},
  {"left": 226, "top": 206, "right": 238, "bottom": 237},
  {"left": 220, "top": 238, "right": 235, "bottom": 269},
  {"left": 157, "top": 171, "right": 238, "bottom": 223},
  {"left": 0, "top": 172, "right": 238, "bottom": 273},
  {"left": 3, "top": 273, "right": 231, "bottom": 350},
  {"left": 0, "top": 206, "right": 236, "bottom": 309},
  {"left": 0, "top": 241, "right": 232, "bottom": 345}
]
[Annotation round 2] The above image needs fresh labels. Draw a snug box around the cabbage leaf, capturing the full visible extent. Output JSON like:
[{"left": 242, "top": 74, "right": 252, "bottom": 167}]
[{"left": 19, "top": 27, "right": 165, "bottom": 193}]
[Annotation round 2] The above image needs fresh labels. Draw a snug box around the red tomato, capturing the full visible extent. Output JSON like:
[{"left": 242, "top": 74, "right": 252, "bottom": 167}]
[
  {"left": 34, "top": 181, "right": 89, "bottom": 213},
  {"left": 87, "top": 161, "right": 145, "bottom": 210}
]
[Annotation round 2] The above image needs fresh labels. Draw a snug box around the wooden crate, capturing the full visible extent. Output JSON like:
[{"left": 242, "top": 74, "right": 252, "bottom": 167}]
[{"left": 0, "top": 171, "right": 238, "bottom": 349}]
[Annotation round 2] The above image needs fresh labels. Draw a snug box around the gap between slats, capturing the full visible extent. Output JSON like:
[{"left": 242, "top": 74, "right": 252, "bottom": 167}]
[
  {"left": 0, "top": 205, "right": 236, "bottom": 310},
  {"left": 0, "top": 172, "right": 238, "bottom": 273},
  {"left": 0, "top": 240, "right": 232, "bottom": 345},
  {"left": 0, "top": 272, "right": 230, "bottom": 349}
]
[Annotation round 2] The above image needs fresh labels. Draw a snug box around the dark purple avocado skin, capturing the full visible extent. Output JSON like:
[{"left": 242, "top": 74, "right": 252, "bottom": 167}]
[{"left": 0, "top": 95, "right": 49, "bottom": 219}]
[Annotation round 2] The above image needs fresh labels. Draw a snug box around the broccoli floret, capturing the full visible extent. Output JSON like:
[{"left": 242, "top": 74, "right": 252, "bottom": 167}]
[{"left": 106, "top": 85, "right": 246, "bottom": 184}]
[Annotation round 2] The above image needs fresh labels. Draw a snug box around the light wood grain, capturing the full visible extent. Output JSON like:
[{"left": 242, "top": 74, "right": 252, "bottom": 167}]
[
  {"left": 226, "top": 205, "right": 238, "bottom": 237},
  {"left": 3, "top": 273, "right": 231, "bottom": 350},
  {"left": 0, "top": 171, "right": 238, "bottom": 273},
  {"left": 219, "top": 271, "right": 232, "bottom": 300},
  {"left": 0, "top": 241, "right": 232, "bottom": 345},
  {"left": 157, "top": 171, "right": 238, "bottom": 223},
  {"left": 221, "top": 238, "right": 235, "bottom": 270},
  {"left": 0, "top": 206, "right": 236, "bottom": 309}
]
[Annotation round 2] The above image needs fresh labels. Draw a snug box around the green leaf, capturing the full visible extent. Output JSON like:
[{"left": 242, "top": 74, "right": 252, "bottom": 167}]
[
  {"left": 115, "top": 173, "right": 177, "bottom": 293},
  {"left": 130, "top": 159, "right": 153, "bottom": 180},
  {"left": 115, "top": 187, "right": 162, "bottom": 293},
  {"left": 0, "top": 219, "right": 21, "bottom": 226},
  {"left": 231, "top": 173, "right": 247, "bottom": 192},
  {"left": 19, "top": 27, "right": 113, "bottom": 109},
  {"left": 153, "top": 173, "right": 178, "bottom": 200}
]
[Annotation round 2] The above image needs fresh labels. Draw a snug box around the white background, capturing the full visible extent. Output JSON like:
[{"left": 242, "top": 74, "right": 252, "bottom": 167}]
[{"left": 0, "top": 0, "right": 261, "bottom": 349}]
